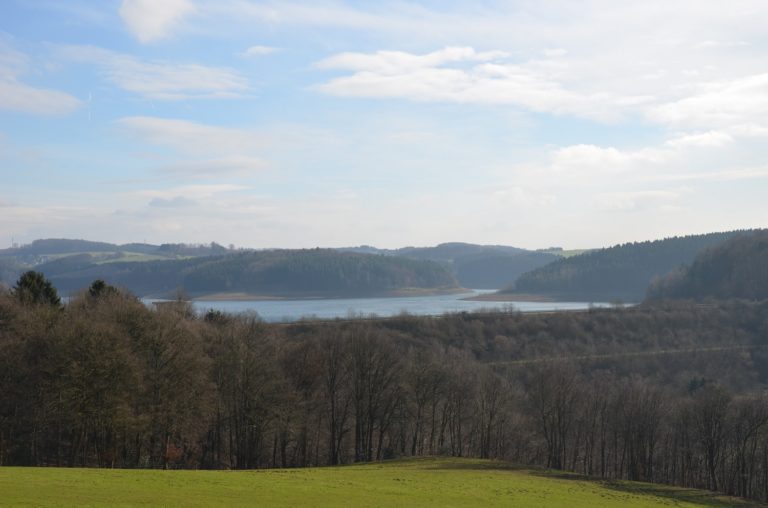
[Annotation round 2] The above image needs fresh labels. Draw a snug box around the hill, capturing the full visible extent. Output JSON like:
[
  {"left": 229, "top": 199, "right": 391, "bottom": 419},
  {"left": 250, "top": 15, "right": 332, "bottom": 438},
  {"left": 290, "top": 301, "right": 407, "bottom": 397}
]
[
  {"left": 2, "top": 238, "right": 120, "bottom": 256},
  {"left": 0, "top": 458, "right": 754, "bottom": 507},
  {"left": 0, "top": 239, "right": 234, "bottom": 282},
  {"left": 0, "top": 238, "right": 231, "bottom": 258},
  {"left": 647, "top": 231, "right": 768, "bottom": 301},
  {"left": 2, "top": 239, "right": 557, "bottom": 291},
  {"left": 44, "top": 249, "right": 459, "bottom": 298},
  {"left": 504, "top": 230, "right": 757, "bottom": 302},
  {"left": 341, "top": 242, "right": 558, "bottom": 289}
]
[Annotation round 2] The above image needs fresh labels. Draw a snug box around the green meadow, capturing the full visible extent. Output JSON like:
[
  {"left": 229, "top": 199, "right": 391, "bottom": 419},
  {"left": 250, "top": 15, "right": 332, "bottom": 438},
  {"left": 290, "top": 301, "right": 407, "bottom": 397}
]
[{"left": 0, "top": 458, "right": 759, "bottom": 507}]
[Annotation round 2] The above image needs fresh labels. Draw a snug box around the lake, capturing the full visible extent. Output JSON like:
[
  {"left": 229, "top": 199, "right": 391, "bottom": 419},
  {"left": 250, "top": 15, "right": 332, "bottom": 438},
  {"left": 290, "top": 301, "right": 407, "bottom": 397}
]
[{"left": 153, "top": 290, "right": 611, "bottom": 323}]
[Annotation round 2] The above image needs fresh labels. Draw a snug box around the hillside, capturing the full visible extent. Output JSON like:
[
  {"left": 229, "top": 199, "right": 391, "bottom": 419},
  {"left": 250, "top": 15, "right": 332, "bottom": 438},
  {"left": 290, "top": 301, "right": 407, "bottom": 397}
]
[
  {"left": 0, "top": 238, "right": 230, "bottom": 258},
  {"left": 505, "top": 230, "right": 756, "bottom": 302},
  {"left": 341, "top": 242, "right": 558, "bottom": 289},
  {"left": 0, "top": 458, "right": 754, "bottom": 507},
  {"left": 647, "top": 231, "right": 768, "bottom": 301},
  {"left": 0, "top": 239, "right": 233, "bottom": 283},
  {"left": 2, "top": 239, "right": 555, "bottom": 291},
  {"left": 44, "top": 249, "right": 459, "bottom": 298}
]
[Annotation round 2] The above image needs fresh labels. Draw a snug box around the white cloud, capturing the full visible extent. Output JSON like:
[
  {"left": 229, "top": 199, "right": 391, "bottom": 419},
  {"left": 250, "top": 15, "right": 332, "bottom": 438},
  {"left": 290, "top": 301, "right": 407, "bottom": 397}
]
[
  {"left": 161, "top": 156, "right": 267, "bottom": 179},
  {"left": 664, "top": 131, "right": 733, "bottom": 149},
  {"left": 728, "top": 124, "right": 768, "bottom": 138},
  {"left": 243, "top": 1, "right": 762, "bottom": 128},
  {"left": 316, "top": 47, "right": 642, "bottom": 121},
  {"left": 118, "top": 116, "right": 259, "bottom": 154},
  {"left": 694, "top": 40, "right": 749, "bottom": 49},
  {"left": 490, "top": 186, "right": 556, "bottom": 208},
  {"left": 550, "top": 144, "right": 663, "bottom": 175},
  {"left": 243, "top": 45, "right": 280, "bottom": 56},
  {"left": 0, "top": 81, "right": 81, "bottom": 116},
  {"left": 597, "top": 190, "right": 681, "bottom": 212},
  {"left": 119, "top": 0, "right": 195, "bottom": 43},
  {"left": 211, "top": 1, "right": 427, "bottom": 34},
  {"left": 657, "top": 166, "right": 768, "bottom": 183},
  {"left": 317, "top": 47, "right": 509, "bottom": 73},
  {"left": 649, "top": 74, "right": 768, "bottom": 128},
  {"left": 159, "top": 2, "right": 768, "bottom": 129},
  {"left": 139, "top": 184, "right": 248, "bottom": 200},
  {"left": 0, "top": 43, "right": 80, "bottom": 115},
  {"left": 118, "top": 116, "right": 268, "bottom": 179},
  {"left": 531, "top": 123, "right": 768, "bottom": 197},
  {"left": 148, "top": 196, "right": 197, "bottom": 207},
  {"left": 542, "top": 48, "right": 567, "bottom": 58},
  {"left": 58, "top": 45, "right": 248, "bottom": 100},
  {"left": 0, "top": 204, "right": 96, "bottom": 234}
]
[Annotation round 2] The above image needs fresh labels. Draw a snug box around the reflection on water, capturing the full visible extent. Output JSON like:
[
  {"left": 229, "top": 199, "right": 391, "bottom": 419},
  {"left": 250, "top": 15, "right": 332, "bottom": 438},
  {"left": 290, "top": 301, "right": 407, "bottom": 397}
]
[{"left": 147, "top": 290, "right": 612, "bottom": 323}]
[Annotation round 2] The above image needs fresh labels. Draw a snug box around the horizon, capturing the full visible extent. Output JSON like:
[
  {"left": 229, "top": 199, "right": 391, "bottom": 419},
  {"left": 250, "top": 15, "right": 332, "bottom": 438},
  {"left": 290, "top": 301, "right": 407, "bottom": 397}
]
[
  {"left": 2, "top": 1, "right": 768, "bottom": 249},
  {"left": 4, "top": 226, "right": 763, "bottom": 254}
]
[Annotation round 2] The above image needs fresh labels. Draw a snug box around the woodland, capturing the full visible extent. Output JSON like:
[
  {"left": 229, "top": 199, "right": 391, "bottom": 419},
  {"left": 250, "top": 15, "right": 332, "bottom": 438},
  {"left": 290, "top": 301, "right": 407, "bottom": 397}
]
[{"left": 2, "top": 274, "right": 768, "bottom": 501}]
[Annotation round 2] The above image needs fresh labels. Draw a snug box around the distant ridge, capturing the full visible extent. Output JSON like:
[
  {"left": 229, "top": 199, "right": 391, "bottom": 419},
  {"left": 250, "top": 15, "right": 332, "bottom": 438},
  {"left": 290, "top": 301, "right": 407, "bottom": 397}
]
[
  {"left": 39, "top": 248, "right": 459, "bottom": 299},
  {"left": 504, "top": 230, "right": 761, "bottom": 302},
  {"left": 0, "top": 238, "right": 230, "bottom": 261},
  {"left": 647, "top": 230, "right": 768, "bottom": 301},
  {"left": 339, "top": 242, "right": 558, "bottom": 289},
  {"left": 2, "top": 239, "right": 554, "bottom": 292}
]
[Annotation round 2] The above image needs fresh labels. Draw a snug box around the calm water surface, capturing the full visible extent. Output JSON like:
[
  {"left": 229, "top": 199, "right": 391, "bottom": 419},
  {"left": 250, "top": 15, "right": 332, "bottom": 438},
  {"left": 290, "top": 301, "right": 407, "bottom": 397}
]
[{"left": 154, "top": 290, "right": 610, "bottom": 323}]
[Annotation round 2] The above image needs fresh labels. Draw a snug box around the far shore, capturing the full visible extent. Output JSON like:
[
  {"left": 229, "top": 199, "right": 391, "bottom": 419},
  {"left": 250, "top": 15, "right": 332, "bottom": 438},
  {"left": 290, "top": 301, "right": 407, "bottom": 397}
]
[
  {"left": 461, "top": 292, "right": 556, "bottom": 302},
  {"left": 189, "top": 287, "right": 469, "bottom": 302},
  {"left": 192, "top": 292, "right": 289, "bottom": 301}
]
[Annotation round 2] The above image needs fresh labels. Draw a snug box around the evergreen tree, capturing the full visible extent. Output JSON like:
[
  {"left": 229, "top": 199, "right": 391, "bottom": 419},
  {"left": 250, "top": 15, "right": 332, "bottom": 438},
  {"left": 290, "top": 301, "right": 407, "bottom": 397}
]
[{"left": 12, "top": 270, "right": 61, "bottom": 306}]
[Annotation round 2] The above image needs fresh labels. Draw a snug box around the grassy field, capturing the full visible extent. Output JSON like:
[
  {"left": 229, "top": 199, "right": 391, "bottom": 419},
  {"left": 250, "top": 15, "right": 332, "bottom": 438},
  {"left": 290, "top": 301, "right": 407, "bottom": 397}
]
[
  {"left": 541, "top": 248, "right": 593, "bottom": 258},
  {"left": 94, "top": 252, "right": 178, "bottom": 264},
  {"left": 11, "top": 251, "right": 175, "bottom": 265},
  {"left": 0, "top": 458, "right": 759, "bottom": 507}
]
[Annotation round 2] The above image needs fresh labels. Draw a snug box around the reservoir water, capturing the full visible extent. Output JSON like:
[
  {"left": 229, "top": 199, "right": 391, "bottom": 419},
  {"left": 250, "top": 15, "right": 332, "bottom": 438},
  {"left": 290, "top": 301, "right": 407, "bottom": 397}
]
[{"left": 158, "top": 290, "right": 610, "bottom": 323}]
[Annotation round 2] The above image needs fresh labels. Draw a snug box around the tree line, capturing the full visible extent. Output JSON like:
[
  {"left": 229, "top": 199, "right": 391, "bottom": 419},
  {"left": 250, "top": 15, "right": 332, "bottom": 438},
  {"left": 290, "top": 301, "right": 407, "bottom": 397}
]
[
  {"left": 2, "top": 274, "right": 768, "bottom": 502},
  {"left": 649, "top": 230, "right": 768, "bottom": 302},
  {"left": 508, "top": 229, "right": 757, "bottom": 302},
  {"left": 38, "top": 249, "right": 458, "bottom": 298}
]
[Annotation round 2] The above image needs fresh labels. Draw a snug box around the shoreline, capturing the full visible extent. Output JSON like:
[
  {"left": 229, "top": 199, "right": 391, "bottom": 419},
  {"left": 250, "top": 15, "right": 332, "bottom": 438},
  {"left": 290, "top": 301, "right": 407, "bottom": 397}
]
[
  {"left": 190, "top": 287, "right": 469, "bottom": 302},
  {"left": 461, "top": 292, "right": 556, "bottom": 302}
]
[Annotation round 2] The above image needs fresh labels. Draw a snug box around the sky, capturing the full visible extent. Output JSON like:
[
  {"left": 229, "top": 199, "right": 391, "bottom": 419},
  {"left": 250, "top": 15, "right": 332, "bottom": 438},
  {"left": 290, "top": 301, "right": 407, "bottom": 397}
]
[{"left": 1, "top": 0, "right": 767, "bottom": 250}]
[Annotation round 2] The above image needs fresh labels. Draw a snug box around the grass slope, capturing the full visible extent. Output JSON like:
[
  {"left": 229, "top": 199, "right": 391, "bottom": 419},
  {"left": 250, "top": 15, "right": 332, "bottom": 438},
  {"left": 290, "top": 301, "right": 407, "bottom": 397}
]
[{"left": 0, "top": 458, "right": 757, "bottom": 507}]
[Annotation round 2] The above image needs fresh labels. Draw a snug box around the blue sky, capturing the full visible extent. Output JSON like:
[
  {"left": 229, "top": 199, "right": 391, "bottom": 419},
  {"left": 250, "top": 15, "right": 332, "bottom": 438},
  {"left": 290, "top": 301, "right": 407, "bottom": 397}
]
[{"left": 1, "top": 0, "right": 767, "bottom": 249}]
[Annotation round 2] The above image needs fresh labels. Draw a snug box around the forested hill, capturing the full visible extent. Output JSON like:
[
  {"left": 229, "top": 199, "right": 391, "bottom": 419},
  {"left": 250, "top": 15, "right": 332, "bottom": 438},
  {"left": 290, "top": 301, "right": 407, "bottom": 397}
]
[
  {"left": 340, "top": 242, "right": 558, "bottom": 289},
  {"left": 647, "top": 230, "right": 768, "bottom": 301},
  {"left": 1, "top": 238, "right": 119, "bottom": 255},
  {"left": 3, "top": 239, "right": 556, "bottom": 291},
  {"left": 506, "top": 230, "right": 758, "bottom": 302},
  {"left": 44, "top": 249, "right": 459, "bottom": 298},
  {"left": 0, "top": 238, "right": 230, "bottom": 261}
]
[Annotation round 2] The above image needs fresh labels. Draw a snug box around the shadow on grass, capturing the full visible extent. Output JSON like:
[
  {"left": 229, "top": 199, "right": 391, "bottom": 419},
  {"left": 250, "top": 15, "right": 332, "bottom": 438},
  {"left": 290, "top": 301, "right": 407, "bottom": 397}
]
[
  {"left": 526, "top": 470, "right": 761, "bottom": 508},
  {"left": 597, "top": 480, "right": 762, "bottom": 508},
  {"left": 414, "top": 458, "right": 528, "bottom": 472},
  {"left": 414, "top": 458, "right": 761, "bottom": 507}
]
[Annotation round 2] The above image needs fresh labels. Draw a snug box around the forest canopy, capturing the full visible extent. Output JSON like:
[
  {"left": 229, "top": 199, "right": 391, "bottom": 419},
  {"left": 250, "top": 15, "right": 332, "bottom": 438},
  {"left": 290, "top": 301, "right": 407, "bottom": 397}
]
[
  {"left": 41, "top": 249, "right": 460, "bottom": 298},
  {"left": 648, "top": 230, "right": 768, "bottom": 301},
  {"left": 2, "top": 279, "right": 768, "bottom": 501},
  {"left": 506, "top": 230, "right": 759, "bottom": 302}
]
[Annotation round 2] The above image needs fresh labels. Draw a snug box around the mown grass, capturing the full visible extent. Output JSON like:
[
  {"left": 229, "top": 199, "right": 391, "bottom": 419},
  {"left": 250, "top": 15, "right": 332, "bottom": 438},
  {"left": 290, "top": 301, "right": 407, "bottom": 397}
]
[
  {"left": 542, "top": 248, "right": 593, "bottom": 258},
  {"left": 94, "top": 252, "right": 177, "bottom": 264},
  {"left": 0, "top": 457, "right": 759, "bottom": 507}
]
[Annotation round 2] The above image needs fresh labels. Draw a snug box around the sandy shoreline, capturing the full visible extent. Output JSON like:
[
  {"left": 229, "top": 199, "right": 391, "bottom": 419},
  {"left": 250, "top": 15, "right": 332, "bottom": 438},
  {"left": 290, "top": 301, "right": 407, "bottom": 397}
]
[
  {"left": 461, "top": 292, "right": 556, "bottom": 302},
  {"left": 191, "top": 287, "right": 468, "bottom": 302}
]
